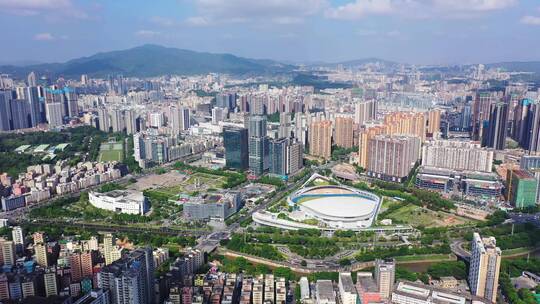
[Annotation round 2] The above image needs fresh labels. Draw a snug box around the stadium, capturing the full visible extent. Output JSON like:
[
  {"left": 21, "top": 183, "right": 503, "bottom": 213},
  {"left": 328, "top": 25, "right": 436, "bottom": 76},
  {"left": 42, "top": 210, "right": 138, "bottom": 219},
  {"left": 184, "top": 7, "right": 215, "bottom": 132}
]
[{"left": 285, "top": 174, "right": 382, "bottom": 229}]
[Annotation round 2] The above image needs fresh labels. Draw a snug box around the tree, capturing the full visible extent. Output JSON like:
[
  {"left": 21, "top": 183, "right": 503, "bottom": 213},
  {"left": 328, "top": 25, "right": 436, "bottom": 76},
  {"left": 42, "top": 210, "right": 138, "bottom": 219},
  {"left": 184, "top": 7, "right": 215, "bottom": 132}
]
[{"left": 273, "top": 267, "right": 295, "bottom": 281}]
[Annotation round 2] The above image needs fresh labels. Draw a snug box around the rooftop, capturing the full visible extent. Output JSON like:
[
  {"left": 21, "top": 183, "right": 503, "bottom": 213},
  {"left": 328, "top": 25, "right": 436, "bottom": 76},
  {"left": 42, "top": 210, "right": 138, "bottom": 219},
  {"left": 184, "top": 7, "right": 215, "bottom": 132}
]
[
  {"left": 339, "top": 273, "right": 356, "bottom": 293},
  {"left": 316, "top": 280, "right": 335, "bottom": 301}
]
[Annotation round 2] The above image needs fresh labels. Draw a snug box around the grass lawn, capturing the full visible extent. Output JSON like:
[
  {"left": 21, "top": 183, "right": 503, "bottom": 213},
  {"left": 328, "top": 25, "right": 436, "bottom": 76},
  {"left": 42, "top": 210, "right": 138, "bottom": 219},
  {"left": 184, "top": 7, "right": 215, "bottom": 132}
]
[
  {"left": 501, "top": 247, "right": 535, "bottom": 256},
  {"left": 395, "top": 253, "right": 454, "bottom": 262},
  {"left": 382, "top": 204, "right": 472, "bottom": 227}
]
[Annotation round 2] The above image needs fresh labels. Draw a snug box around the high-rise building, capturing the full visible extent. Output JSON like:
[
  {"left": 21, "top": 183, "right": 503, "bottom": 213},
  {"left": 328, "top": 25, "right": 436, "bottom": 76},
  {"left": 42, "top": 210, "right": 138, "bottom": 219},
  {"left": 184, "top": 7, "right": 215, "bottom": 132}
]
[
  {"left": 482, "top": 102, "right": 508, "bottom": 150},
  {"left": 44, "top": 270, "right": 58, "bottom": 297},
  {"left": 97, "top": 107, "right": 111, "bottom": 132},
  {"left": 523, "top": 102, "right": 540, "bottom": 154},
  {"left": 149, "top": 112, "right": 164, "bottom": 128},
  {"left": 334, "top": 117, "right": 354, "bottom": 148},
  {"left": 0, "top": 238, "right": 15, "bottom": 267},
  {"left": 269, "top": 138, "right": 289, "bottom": 176},
  {"left": 469, "top": 233, "right": 501, "bottom": 303},
  {"left": 110, "top": 108, "right": 126, "bottom": 133},
  {"left": 32, "top": 232, "right": 44, "bottom": 245},
  {"left": 65, "top": 89, "right": 78, "bottom": 117},
  {"left": 0, "top": 274, "right": 8, "bottom": 301},
  {"left": 421, "top": 140, "right": 493, "bottom": 173},
  {"left": 34, "top": 243, "right": 48, "bottom": 267},
  {"left": 27, "top": 72, "right": 37, "bottom": 87},
  {"left": 309, "top": 120, "right": 332, "bottom": 159},
  {"left": 11, "top": 226, "right": 24, "bottom": 254},
  {"left": 103, "top": 233, "right": 121, "bottom": 265},
  {"left": 81, "top": 252, "right": 94, "bottom": 279},
  {"left": 367, "top": 135, "right": 420, "bottom": 183},
  {"left": 0, "top": 90, "right": 13, "bottom": 131},
  {"left": 248, "top": 116, "right": 269, "bottom": 176},
  {"left": 170, "top": 106, "right": 190, "bottom": 134},
  {"left": 358, "top": 124, "right": 387, "bottom": 168},
  {"left": 287, "top": 141, "right": 304, "bottom": 175},
  {"left": 427, "top": 109, "right": 441, "bottom": 138},
  {"left": 216, "top": 93, "right": 236, "bottom": 110},
  {"left": 26, "top": 87, "right": 41, "bottom": 127},
  {"left": 506, "top": 169, "right": 538, "bottom": 208},
  {"left": 223, "top": 127, "right": 249, "bottom": 170},
  {"left": 374, "top": 258, "right": 395, "bottom": 300},
  {"left": 125, "top": 109, "right": 138, "bottom": 135},
  {"left": 98, "top": 247, "right": 154, "bottom": 304},
  {"left": 69, "top": 253, "right": 84, "bottom": 283},
  {"left": 278, "top": 113, "right": 292, "bottom": 139},
  {"left": 45, "top": 102, "right": 64, "bottom": 127},
  {"left": 10, "top": 99, "right": 30, "bottom": 130},
  {"left": 354, "top": 99, "right": 377, "bottom": 125},
  {"left": 211, "top": 107, "right": 227, "bottom": 125},
  {"left": 81, "top": 74, "right": 89, "bottom": 85},
  {"left": 384, "top": 112, "right": 426, "bottom": 143},
  {"left": 472, "top": 92, "right": 497, "bottom": 140}
]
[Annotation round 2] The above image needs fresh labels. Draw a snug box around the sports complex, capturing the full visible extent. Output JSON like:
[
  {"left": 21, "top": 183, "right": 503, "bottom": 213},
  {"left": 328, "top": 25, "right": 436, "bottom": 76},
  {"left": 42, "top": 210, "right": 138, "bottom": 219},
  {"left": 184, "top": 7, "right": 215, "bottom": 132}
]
[{"left": 253, "top": 174, "right": 382, "bottom": 231}]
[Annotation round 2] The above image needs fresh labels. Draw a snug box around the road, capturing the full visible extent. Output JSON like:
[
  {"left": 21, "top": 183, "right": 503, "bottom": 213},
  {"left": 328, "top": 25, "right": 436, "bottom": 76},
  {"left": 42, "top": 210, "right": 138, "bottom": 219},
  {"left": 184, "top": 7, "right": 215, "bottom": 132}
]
[
  {"left": 225, "top": 170, "right": 313, "bottom": 233},
  {"left": 450, "top": 240, "right": 471, "bottom": 260}
]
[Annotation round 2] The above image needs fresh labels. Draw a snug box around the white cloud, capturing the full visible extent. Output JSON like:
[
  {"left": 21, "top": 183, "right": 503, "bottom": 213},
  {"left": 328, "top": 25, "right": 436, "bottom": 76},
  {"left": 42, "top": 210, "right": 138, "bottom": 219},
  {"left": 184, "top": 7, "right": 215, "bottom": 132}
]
[
  {"left": 135, "top": 30, "right": 161, "bottom": 38},
  {"left": 431, "top": 0, "right": 517, "bottom": 11},
  {"left": 325, "top": 0, "right": 517, "bottom": 20},
  {"left": 185, "top": 0, "right": 327, "bottom": 26},
  {"left": 0, "top": 0, "right": 87, "bottom": 18},
  {"left": 520, "top": 15, "right": 540, "bottom": 25},
  {"left": 325, "top": 0, "right": 395, "bottom": 19},
  {"left": 33, "top": 32, "right": 55, "bottom": 41}
]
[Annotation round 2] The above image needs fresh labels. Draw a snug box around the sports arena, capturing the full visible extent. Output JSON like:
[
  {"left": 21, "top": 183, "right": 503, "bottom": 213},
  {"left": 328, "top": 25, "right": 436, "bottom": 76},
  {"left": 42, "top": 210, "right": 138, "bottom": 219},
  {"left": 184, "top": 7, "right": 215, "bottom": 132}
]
[{"left": 287, "top": 175, "right": 381, "bottom": 229}]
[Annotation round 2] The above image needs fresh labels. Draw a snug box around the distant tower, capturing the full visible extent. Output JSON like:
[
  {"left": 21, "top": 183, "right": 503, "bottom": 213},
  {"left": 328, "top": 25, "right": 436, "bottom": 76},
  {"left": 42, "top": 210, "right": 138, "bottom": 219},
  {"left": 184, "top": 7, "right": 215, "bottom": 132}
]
[
  {"left": 81, "top": 74, "right": 89, "bottom": 85},
  {"left": 248, "top": 115, "right": 269, "bottom": 176},
  {"left": 27, "top": 71, "right": 37, "bottom": 87},
  {"left": 482, "top": 102, "right": 508, "bottom": 150}
]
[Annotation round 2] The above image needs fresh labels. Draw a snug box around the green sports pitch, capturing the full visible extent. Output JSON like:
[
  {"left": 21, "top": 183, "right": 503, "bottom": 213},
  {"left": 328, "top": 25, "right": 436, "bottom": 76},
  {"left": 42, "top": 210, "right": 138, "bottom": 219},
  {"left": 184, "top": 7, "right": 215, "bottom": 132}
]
[{"left": 98, "top": 142, "right": 124, "bottom": 162}]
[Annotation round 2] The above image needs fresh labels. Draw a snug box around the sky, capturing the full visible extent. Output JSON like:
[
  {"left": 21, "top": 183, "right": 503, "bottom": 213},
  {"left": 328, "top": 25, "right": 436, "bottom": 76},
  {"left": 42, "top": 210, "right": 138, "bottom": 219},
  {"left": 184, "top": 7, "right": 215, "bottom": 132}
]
[{"left": 0, "top": 0, "right": 540, "bottom": 65}]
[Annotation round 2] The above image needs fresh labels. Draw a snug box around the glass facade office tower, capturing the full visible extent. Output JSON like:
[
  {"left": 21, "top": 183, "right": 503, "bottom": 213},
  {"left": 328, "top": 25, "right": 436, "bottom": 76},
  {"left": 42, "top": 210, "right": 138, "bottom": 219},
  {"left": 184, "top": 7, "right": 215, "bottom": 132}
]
[{"left": 223, "top": 126, "right": 249, "bottom": 170}]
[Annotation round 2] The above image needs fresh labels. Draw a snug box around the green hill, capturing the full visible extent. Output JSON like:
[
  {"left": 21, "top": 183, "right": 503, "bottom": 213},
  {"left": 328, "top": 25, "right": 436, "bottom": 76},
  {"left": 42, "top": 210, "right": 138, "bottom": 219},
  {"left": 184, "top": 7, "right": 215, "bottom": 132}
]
[{"left": 0, "top": 44, "right": 294, "bottom": 78}]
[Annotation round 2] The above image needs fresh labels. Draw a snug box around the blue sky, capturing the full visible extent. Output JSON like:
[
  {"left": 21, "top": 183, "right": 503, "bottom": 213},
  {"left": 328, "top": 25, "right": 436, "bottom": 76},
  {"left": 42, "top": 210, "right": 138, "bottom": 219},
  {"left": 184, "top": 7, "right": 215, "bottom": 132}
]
[{"left": 0, "top": 0, "right": 539, "bottom": 65}]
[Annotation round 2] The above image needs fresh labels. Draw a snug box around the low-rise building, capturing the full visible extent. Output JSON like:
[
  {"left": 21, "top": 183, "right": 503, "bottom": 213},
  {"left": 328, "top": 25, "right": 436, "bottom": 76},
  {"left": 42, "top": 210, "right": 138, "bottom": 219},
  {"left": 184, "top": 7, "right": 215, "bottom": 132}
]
[
  {"left": 89, "top": 190, "right": 149, "bottom": 215},
  {"left": 356, "top": 272, "right": 381, "bottom": 304},
  {"left": 183, "top": 191, "right": 241, "bottom": 221},
  {"left": 392, "top": 280, "right": 490, "bottom": 304}
]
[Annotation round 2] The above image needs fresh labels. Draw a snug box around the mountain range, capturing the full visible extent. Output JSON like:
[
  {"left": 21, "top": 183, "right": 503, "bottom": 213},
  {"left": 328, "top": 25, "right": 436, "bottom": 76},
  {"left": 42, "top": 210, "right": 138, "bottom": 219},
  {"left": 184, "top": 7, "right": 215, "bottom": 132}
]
[
  {"left": 1, "top": 44, "right": 539, "bottom": 79},
  {"left": 0, "top": 44, "right": 294, "bottom": 78}
]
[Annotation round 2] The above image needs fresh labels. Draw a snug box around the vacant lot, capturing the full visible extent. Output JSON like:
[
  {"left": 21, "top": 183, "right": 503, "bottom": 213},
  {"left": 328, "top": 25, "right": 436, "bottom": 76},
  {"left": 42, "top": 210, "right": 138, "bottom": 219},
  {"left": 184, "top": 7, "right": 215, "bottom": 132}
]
[
  {"left": 128, "top": 170, "right": 226, "bottom": 199},
  {"left": 381, "top": 203, "right": 473, "bottom": 227}
]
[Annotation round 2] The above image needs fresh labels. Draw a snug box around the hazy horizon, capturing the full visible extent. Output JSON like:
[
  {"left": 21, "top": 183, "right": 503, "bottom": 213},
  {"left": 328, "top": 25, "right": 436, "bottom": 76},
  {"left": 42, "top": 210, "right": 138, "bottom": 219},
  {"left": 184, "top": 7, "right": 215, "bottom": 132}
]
[{"left": 1, "top": 0, "right": 540, "bottom": 65}]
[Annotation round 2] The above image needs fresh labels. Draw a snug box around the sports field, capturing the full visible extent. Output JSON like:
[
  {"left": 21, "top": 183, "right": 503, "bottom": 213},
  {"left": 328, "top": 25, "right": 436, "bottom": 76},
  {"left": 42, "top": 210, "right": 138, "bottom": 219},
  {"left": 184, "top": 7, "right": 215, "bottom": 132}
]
[{"left": 98, "top": 142, "right": 124, "bottom": 162}]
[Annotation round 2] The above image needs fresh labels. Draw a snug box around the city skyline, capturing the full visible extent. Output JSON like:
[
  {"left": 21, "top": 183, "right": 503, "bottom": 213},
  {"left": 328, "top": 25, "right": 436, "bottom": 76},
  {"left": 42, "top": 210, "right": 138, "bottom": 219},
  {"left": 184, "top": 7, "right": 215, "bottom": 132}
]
[{"left": 1, "top": 0, "right": 540, "bottom": 65}]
